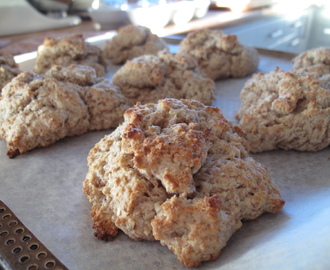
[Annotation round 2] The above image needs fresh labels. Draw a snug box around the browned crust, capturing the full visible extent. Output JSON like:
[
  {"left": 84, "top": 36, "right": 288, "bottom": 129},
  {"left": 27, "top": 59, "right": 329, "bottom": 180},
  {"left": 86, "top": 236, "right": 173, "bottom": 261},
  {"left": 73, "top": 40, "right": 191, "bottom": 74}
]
[{"left": 83, "top": 98, "right": 285, "bottom": 267}]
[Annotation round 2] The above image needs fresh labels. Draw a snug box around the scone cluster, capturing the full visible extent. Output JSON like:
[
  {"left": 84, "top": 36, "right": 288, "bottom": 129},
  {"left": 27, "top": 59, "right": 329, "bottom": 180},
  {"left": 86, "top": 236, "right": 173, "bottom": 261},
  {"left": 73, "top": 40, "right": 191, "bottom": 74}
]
[
  {"left": 0, "top": 26, "right": 263, "bottom": 157},
  {"left": 0, "top": 23, "right": 294, "bottom": 268},
  {"left": 83, "top": 98, "right": 284, "bottom": 268},
  {"left": 0, "top": 27, "right": 216, "bottom": 157},
  {"left": 237, "top": 47, "right": 330, "bottom": 153}
]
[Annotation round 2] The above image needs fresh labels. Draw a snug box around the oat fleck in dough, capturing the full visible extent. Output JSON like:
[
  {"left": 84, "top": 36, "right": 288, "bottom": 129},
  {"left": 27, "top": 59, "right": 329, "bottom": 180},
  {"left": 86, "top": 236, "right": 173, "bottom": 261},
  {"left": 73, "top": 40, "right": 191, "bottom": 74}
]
[
  {"left": 83, "top": 98, "right": 285, "bottom": 268},
  {"left": 178, "top": 29, "right": 260, "bottom": 80},
  {"left": 0, "top": 54, "right": 20, "bottom": 90},
  {"left": 236, "top": 66, "right": 330, "bottom": 153},
  {"left": 34, "top": 34, "right": 107, "bottom": 77},
  {"left": 103, "top": 24, "right": 168, "bottom": 65},
  {"left": 112, "top": 51, "right": 215, "bottom": 106},
  {"left": 0, "top": 65, "right": 128, "bottom": 157},
  {"left": 292, "top": 47, "right": 330, "bottom": 69}
]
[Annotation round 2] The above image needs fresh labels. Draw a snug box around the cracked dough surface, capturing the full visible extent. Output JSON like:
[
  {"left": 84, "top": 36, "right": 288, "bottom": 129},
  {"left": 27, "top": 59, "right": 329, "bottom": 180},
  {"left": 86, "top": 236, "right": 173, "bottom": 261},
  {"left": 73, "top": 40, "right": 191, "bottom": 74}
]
[
  {"left": 178, "top": 29, "right": 259, "bottom": 80},
  {"left": 34, "top": 34, "right": 107, "bottom": 77},
  {"left": 112, "top": 51, "right": 215, "bottom": 106},
  {"left": 0, "top": 54, "right": 20, "bottom": 90},
  {"left": 0, "top": 64, "right": 128, "bottom": 157},
  {"left": 103, "top": 25, "right": 168, "bottom": 65},
  {"left": 236, "top": 66, "right": 330, "bottom": 153},
  {"left": 292, "top": 47, "right": 330, "bottom": 69},
  {"left": 83, "top": 98, "right": 284, "bottom": 268}
]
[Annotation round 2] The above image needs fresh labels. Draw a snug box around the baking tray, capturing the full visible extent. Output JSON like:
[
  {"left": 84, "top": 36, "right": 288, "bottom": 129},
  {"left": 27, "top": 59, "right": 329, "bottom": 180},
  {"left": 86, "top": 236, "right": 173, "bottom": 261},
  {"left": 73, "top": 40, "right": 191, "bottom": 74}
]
[{"left": 1, "top": 39, "right": 329, "bottom": 270}]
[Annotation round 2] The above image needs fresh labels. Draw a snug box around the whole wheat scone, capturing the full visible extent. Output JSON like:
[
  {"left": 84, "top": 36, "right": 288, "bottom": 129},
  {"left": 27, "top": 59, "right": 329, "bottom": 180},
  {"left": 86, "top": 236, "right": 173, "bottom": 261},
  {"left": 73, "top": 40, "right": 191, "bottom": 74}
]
[
  {"left": 292, "top": 47, "right": 330, "bottom": 69},
  {"left": 45, "top": 65, "right": 129, "bottom": 130},
  {"left": 178, "top": 29, "right": 260, "bottom": 80},
  {"left": 34, "top": 34, "right": 107, "bottom": 77},
  {"left": 0, "top": 64, "right": 128, "bottom": 157},
  {"left": 0, "top": 54, "right": 20, "bottom": 90},
  {"left": 103, "top": 25, "right": 168, "bottom": 65},
  {"left": 236, "top": 67, "right": 330, "bottom": 153},
  {"left": 83, "top": 98, "right": 285, "bottom": 268},
  {"left": 112, "top": 51, "right": 215, "bottom": 106}
]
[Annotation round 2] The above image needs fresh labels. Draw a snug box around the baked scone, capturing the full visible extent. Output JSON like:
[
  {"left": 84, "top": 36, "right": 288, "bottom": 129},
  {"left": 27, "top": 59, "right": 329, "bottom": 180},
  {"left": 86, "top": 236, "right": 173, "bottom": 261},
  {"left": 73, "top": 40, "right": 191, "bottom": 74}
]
[
  {"left": 34, "top": 34, "right": 107, "bottom": 77},
  {"left": 112, "top": 51, "right": 215, "bottom": 106},
  {"left": 103, "top": 25, "right": 168, "bottom": 65},
  {"left": 83, "top": 98, "right": 285, "bottom": 268},
  {"left": 236, "top": 67, "right": 330, "bottom": 153},
  {"left": 45, "top": 65, "right": 129, "bottom": 130},
  {"left": 178, "top": 29, "right": 260, "bottom": 80},
  {"left": 292, "top": 47, "right": 330, "bottom": 69},
  {"left": 0, "top": 64, "right": 128, "bottom": 157},
  {"left": 0, "top": 54, "right": 20, "bottom": 90}
]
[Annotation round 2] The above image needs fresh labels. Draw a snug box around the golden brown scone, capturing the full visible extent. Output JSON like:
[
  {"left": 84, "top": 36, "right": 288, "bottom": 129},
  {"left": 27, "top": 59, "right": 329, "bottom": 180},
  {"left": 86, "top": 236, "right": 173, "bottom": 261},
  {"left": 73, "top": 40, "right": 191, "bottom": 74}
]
[
  {"left": 0, "top": 64, "right": 128, "bottom": 157},
  {"left": 151, "top": 195, "right": 241, "bottom": 268},
  {"left": 112, "top": 51, "right": 215, "bottom": 106},
  {"left": 34, "top": 34, "right": 107, "bottom": 77},
  {"left": 292, "top": 47, "right": 330, "bottom": 69},
  {"left": 178, "top": 29, "right": 260, "bottom": 80},
  {"left": 103, "top": 25, "right": 168, "bottom": 65},
  {"left": 0, "top": 54, "right": 20, "bottom": 90},
  {"left": 83, "top": 98, "right": 285, "bottom": 268},
  {"left": 236, "top": 67, "right": 330, "bottom": 153}
]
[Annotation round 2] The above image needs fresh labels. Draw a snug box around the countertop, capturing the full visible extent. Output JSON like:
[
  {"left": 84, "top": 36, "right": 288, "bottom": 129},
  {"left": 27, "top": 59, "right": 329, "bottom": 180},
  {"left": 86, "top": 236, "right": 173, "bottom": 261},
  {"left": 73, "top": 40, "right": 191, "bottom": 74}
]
[
  {"left": 1, "top": 3, "right": 328, "bottom": 56},
  {"left": 0, "top": 7, "right": 285, "bottom": 56}
]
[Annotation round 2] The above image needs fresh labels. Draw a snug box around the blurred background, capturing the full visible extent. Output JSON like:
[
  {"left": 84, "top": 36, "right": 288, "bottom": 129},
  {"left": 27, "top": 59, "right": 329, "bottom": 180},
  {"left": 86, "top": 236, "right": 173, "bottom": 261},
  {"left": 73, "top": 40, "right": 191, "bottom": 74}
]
[{"left": 0, "top": 0, "right": 329, "bottom": 55}]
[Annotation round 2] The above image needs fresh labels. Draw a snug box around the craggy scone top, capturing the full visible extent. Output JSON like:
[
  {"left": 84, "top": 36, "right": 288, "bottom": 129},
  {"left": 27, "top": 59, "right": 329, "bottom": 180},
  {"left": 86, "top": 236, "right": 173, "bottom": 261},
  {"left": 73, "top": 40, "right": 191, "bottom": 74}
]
[
  {"left": 0, "top": 64, "right": 128, "bottom": 157},
  {"left": 292, "top": 47, "right": 330, "bottom": 70},
  {"left": 112, "top": 50, "right": 215, "bottom": 106},
  {"left": 103, "top": 24, "right": 168, "bottom": 65},
  {"left": 236, "top": 65, "right": 330, "bottom": 153},
  {"left": 34, "top": 34, "right": 107, "bottom": 77},
  {"left": 83, "top": 98, "right": 284, "bottom": 268},
  {"left": 178, "top": 29, "right": 260, "bottom": 80}
]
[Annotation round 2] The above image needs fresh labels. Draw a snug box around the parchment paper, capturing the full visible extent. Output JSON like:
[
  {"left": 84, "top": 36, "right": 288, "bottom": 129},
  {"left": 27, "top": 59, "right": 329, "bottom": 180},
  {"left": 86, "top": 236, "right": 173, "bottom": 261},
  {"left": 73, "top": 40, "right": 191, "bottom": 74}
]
[{"left": 1, "top": 42, "right": 329, "bottom": 270}]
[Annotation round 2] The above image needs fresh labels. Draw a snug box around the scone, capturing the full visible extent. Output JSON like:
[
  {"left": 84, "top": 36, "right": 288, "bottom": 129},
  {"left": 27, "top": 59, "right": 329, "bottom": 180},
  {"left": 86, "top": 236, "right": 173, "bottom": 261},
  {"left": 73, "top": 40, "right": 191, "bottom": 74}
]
[
  {"left": 0, "top": 54, "right": 20, "bottom": 90},
  {"left": 34, "top": 34, "right": 107, "bottom": 77},
  {"left": 236, "top": 67, "right": 330, "bottom": 153},
  {"left": 178, "top": 29, "right": 260, "bottom": 80},
  {"left": 292, "top": 47, "right": 330, "bottom": 69},
  {"left": 83, "top": 98, "right": 285, "bottom": 268},
  {"left": 45, "top": 65, "right": 128, "bottom": 130},
  {"left": 0, "top": 64, "right": 128, "bottom": 157},
  {"left": 112, "top": 51, "right": 215, "bottom": 106},
  {"left": 103, "top": 24, "right": 168, "bottom": 65}
]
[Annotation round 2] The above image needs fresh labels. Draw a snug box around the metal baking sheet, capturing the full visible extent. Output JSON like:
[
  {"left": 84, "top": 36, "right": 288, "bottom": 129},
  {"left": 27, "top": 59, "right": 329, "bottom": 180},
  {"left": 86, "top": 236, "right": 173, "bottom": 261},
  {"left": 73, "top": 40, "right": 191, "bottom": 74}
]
[{"left": 1, "top": 40, "right": 329, "bottom": 270}]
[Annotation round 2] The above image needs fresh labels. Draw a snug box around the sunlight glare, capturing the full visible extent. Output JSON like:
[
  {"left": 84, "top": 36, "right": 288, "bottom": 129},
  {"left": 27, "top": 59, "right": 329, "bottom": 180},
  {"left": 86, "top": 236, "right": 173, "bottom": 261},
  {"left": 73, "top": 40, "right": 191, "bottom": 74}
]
[{"left": 14, "top": 51, "right": 38, "bottom": 64}]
